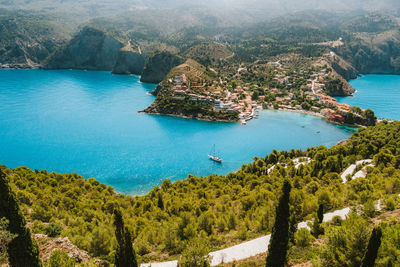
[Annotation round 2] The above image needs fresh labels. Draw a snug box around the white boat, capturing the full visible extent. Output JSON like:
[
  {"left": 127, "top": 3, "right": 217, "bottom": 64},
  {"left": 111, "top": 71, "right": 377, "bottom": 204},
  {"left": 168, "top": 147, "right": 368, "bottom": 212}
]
[
  {"left": 208, "top": 154, "right": 223, "bottom": 163},
  {"left": 208, "top": 144, "right": 222, "bottom": 163}
]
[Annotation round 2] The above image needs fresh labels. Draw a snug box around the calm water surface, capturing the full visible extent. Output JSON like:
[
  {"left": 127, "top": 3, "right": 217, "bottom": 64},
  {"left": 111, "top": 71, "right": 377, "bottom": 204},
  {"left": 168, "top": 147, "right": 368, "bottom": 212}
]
[
  {"left": 0, "top": 69, "right": 355, "bottom": 194},
  {"left": 337, "top": 74, "right": 400, "bottom": 120}
]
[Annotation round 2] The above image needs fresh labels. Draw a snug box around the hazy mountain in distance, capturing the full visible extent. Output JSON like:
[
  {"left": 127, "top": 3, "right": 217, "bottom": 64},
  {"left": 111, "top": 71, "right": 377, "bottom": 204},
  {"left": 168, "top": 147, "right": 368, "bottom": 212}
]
[{"left": 1, "top": 0, "right": 400, "bottom": 25}]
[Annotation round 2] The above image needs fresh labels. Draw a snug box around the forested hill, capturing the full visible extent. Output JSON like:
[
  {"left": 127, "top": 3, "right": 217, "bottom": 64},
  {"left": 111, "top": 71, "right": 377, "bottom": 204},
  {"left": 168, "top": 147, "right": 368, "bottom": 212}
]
[
  {"left": 0, "top": 10, "right": 69, "bottom": 67},
  {"left": 1, "top": 121, "right": 400, "bottom": 264}
]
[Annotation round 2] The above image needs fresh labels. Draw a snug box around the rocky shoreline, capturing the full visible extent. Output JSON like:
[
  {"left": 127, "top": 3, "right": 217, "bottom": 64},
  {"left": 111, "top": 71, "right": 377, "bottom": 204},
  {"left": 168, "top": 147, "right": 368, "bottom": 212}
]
[
  {"left": 139, "top": 110, "right": 238, "bottom": 122},
  {"left": 0, "top": 63, "right": 37, "bottom": 69},
  {"left": 141, "top": 105, "right": 365, "bottom": 126},
  {"left": 277, "top": 108, "right": 363, "bottom": 128}
]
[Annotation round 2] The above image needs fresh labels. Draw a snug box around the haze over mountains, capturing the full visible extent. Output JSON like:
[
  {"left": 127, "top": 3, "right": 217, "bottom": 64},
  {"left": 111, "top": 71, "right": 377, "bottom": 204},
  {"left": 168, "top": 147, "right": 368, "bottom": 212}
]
[
  {"left": 2, "top": 0, "right": 400, "bottom": 79},
  {"left": 2, "top": 0, "right": 400, "bottom": 26}
]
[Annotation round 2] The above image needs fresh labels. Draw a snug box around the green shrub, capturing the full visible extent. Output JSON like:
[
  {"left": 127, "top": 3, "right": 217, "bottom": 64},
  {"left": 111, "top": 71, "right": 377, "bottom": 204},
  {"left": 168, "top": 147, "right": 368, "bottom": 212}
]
[
  {"left": 178, "top": 239, "right": 210, "bottom": 267},
  {"left": 45, "top": 223, "right": 63, "bottom": 237},
  {"left": 384, "top": 197, "right": 396, "bottom": 211},
  {"left": 363, "top": 200, "right": 376, "bottom": 218},
  {"left": 295, "top": 228, "right": 314, "bottom": 247},
  {"left": 48, "top": 250, "right": 75, "bottom": 267},
  {"left": 322, "top": 214, "right": 370, "bottom": 266}
]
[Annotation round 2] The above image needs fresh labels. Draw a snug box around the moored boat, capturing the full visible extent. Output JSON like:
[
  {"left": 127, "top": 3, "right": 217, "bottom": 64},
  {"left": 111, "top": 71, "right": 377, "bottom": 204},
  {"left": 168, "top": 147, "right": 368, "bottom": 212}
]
[
  {"left": 208, "top": 154, "right": 222, "bottom": 163},
  {"left": 208, "top": 144, "right": 223, "bottom": 163}
]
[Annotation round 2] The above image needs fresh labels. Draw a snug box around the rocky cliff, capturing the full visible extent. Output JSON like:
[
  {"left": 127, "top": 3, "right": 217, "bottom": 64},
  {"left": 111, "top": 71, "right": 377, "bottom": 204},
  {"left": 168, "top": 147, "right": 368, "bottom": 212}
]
[
  {"left": 335, "top": 29, "right": 400, "bottom": 75},
  {"left": 324, "top": 73, "right": 355, "bottom": 96},
  {"left": 140, "top": 52, "right": 184, "bottom": 83},
  {"left": 43, "top": 27, "right": 124, "bottom": 70},
  {"left": 328, "top": 53, "right": 359, "bottom": 81},
  {"left": 112, "top": 49, "right": 147, "bottom": 75}
]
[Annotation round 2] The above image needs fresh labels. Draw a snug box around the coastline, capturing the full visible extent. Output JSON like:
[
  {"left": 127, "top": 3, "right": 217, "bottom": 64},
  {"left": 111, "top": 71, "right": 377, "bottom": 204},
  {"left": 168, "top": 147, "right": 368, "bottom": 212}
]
[
  {"left": 0, "top": 63, "right": 38, "bottom": 69},
  {"left": 0, "top": 67, "right": 364, "bottom": 128},
  {"left": 139, "top": 110, "right": 237, "bottom": 123},
  {"left": 141, "top": 106, "right": 362, "bottom": 128},
  {"left": 277, "top": 108, "right": 361, "bottom": 128}
]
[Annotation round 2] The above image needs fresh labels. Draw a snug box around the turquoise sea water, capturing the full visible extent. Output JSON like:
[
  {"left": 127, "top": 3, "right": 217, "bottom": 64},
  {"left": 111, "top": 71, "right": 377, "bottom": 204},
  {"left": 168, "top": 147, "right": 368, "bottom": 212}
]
[
  {"left": 337, "top": 74, "right": 400, "bottom": 120},
  {"left": 0, "top": 69, "right": 355, "bottom": 195}
]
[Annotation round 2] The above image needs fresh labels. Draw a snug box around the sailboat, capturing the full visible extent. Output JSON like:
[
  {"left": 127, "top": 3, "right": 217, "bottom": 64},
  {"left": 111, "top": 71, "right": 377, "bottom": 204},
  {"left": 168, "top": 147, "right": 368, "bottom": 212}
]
[{"left": 208, "top": 144, "right": 222, "bottom": 163}]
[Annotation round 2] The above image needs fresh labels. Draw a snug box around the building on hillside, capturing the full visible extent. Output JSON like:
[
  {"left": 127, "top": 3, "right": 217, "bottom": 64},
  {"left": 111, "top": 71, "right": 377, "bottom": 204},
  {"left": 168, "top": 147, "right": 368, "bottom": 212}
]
[{"left": 321, "top": 108, "right": 335, "bottom": 117}]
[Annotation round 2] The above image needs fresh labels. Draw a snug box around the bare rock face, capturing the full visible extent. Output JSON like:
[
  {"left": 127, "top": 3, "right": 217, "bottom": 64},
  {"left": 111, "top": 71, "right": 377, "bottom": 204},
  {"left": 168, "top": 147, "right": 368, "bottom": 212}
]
[
  {"left": 43, "top": 27, "right": 124, "bottom": 70},
  {"left": 33, "top": 234, "right": 90, "bottom": 263},
  {"left": 140, "top": 52, "right": 184, "bottom": 83},
  {"left": 112, "top": 50, "right": 147, "bottom": 75},
  {"left": 329, "top": 53, "right": 359, "bottom": 81}
]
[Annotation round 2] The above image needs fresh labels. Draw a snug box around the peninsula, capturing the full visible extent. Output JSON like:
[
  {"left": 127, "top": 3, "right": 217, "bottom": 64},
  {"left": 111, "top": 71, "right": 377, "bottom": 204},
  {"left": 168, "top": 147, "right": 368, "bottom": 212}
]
[{"left": 143, "top": 53, "right": 376, "bottom": 126}]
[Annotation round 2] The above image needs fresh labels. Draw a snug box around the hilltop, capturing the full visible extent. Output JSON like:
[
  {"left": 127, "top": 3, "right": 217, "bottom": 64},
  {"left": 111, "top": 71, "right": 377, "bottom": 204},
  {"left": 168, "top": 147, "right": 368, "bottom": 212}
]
[
  {"left": 43, "top": 26, "right": 125, "bottom": 71},
  {"left": 182, "top": 42, "right": 234, "bottom": 66},
  {"left": 143, "top": 59, "right": 239, "bottom": 121}
]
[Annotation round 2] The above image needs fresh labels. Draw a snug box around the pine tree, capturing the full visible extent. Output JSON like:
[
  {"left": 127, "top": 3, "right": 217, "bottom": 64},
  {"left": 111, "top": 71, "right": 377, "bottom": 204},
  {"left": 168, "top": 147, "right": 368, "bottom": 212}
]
[
  {"left": 0, "top": 169, "right": 42, "bottom": 267},
  {"left": 266, "top": 179, "right": 291, "bottom": 267},
  {"left": 114, "top": 209, "right": 138, "bottom": 267},
  {"left": 361, "top": 226, "right": 382, "bottom": 267}
]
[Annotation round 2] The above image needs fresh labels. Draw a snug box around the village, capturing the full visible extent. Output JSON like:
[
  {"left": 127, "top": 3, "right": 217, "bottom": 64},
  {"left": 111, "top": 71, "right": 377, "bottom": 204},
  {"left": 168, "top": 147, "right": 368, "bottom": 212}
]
[
  {"left": 168, "top": 73, "right": 262, "bottom": 124},
  {"left": 166, "top": 54, "right": 358, "bottom": 125}
]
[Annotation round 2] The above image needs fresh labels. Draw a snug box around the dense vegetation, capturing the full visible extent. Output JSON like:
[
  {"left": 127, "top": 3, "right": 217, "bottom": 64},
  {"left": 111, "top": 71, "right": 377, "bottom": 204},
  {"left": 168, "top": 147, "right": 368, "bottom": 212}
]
[
  {"left": 0, "top": 170, "right": 42, "bottom": 266},
  {"left": 0, "top": 10, "right": 68, "bottom": 65},
  {"left": 151, "top": 92, "right": 239, "bottom": 121},
  {"left": 0, "top": 121, "right": 399, "bottom": 265}
]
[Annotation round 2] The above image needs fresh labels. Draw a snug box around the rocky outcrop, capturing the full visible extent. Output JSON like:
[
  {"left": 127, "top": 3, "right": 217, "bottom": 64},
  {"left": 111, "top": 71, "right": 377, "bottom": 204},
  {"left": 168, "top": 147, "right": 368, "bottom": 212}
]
[
  {"left": 43, "top": 26, "right": 124, "bottom": 70},
  {"left": 150, "top": 83, "right": 163, "bottom": 96},
  {"left": 33, "top": 234, "right": 90, "bottom": 263},
  {"left": 324, "top": 75, "right": 355, "bottom": 96},
  {"left": 328, "top": 53, "right": 359, "bottom": 81},
  {"left": 140, "top": 52, "right": 184, "bottom": 83},
  {"left": 112, "top": 50, "right": 147, "bottom": 75}
]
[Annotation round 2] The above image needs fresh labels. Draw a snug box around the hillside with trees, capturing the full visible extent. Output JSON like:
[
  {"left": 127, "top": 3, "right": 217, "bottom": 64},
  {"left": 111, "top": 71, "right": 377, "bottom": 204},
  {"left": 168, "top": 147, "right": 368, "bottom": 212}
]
[{"left": 0, "top": 121, "right": 399, "bottom": 265}]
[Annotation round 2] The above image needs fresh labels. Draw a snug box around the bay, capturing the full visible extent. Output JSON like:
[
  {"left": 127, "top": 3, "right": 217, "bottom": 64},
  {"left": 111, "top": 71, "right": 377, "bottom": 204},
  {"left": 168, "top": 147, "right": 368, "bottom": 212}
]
[{"left": 0, "top": 69, "right": 355, "bottom": 195}]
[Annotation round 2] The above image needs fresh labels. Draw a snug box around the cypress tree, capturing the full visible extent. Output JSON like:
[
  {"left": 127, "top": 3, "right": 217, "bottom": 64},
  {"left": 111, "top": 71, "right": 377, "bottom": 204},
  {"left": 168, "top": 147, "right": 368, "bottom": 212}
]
[
  {"left": 288, "top": 214, "right": 297, "bottom": 244},
  {"left": 317, "top": 204, "right": 324, "bottom": 223},
  {"left": 311, "top": 204, "right": 324, "bottom": 238},
  {"left": 157, "top": 192, "right": 164, "bottom": 210},
  {"left": 266, "top": 179, "right": 291, "bottom": 267},
  {"left": 0, "top": 169, "right": 42, "bottom": 267},
  {"left": 361, "top": 226, "right": 382, "bottom": 267},
  {"left": 114, "top": 209, "right": 138, "bottom": 267}
]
